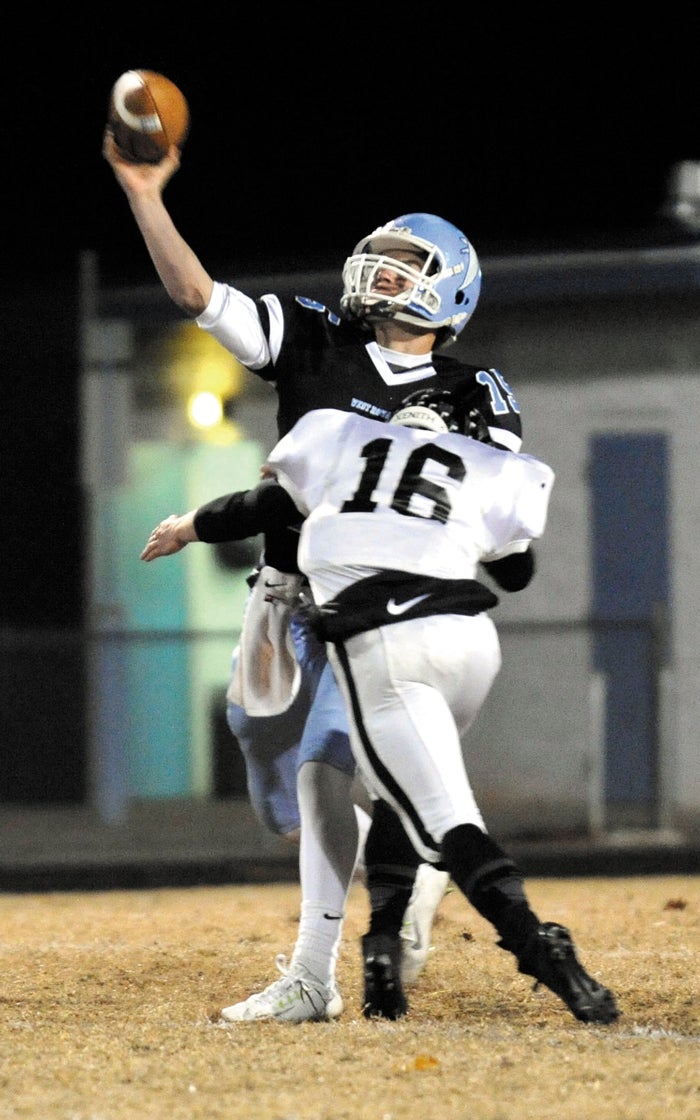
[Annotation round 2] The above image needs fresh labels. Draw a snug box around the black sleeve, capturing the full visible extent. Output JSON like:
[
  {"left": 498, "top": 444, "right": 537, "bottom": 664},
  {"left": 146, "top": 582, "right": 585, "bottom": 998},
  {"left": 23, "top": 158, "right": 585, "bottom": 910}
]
[
  {"left": 481, "top": 546, "right": 535, "bottom": 592},
  {"left": 194, "top": 479, "right": 303, "bottom": 573},
  {"left": 193, "top": 479, "right": 301, "bottom": 543}
]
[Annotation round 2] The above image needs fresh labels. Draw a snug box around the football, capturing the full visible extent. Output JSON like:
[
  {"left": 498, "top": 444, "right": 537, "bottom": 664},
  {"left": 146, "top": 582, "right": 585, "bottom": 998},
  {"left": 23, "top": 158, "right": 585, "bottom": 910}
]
[{"left": 108, "top": 70, "right": 190, "bottom": 164}]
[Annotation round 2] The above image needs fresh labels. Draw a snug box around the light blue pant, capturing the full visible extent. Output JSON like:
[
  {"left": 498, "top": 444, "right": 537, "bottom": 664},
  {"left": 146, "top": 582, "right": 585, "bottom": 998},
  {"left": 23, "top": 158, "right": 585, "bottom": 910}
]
[{"left": 226, "top": 607, "right": 354, "bottom": 836}]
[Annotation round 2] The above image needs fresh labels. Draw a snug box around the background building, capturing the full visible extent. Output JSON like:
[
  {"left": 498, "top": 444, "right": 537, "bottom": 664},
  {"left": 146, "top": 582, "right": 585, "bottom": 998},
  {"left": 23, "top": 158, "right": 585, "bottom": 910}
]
[
  {"left": 80, "top": 239, "right": 700, "bottom": 837},
  {"left": 2, "top": 234, "right": 699, "bottom": 887}
]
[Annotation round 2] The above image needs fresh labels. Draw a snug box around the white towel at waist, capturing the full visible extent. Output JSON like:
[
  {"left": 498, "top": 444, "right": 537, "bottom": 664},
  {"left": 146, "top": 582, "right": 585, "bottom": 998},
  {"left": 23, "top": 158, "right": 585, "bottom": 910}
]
[{"left": 227, "top": 566, "right": 304, "bottom": 716}]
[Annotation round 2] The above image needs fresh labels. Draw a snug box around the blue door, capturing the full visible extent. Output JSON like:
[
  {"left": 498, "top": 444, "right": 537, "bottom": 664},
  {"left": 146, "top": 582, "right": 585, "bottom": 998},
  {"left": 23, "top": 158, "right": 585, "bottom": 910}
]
[{"left": 589, "top": 433, "right": 669, "bottom": 828}]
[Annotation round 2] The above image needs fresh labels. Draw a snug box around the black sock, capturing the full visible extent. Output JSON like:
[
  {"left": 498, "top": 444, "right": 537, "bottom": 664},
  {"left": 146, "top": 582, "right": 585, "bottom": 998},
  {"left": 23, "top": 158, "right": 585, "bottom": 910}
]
[
  {"left": 365, "top": 801, "right": 421, "bottom": 938},
  {"left": 441, "top": 823, "right": 540, "bottom": 955}
]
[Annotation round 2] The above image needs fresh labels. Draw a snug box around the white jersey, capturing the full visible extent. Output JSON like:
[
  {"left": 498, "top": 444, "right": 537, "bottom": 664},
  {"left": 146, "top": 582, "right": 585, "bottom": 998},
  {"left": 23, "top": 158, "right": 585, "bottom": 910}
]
[{"left": 267, "top": 409, "right": 554, "bottom": 606}]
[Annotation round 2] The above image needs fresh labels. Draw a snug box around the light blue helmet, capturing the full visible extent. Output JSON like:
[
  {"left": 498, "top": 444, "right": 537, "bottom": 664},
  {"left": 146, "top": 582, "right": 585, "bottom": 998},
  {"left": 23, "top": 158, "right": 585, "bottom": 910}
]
[{"left": 340, "top": 212, "right": 481, "bottom": 345}]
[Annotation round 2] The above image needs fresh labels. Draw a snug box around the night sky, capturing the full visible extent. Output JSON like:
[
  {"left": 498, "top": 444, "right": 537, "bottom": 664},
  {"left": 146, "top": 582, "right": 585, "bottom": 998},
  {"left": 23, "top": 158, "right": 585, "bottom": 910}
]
[
  {"left": 2, "top": 14, "right": 698, "bottom": 626},
  {"left": 4, "top": 15, "right": 698, "bottom": 288}
]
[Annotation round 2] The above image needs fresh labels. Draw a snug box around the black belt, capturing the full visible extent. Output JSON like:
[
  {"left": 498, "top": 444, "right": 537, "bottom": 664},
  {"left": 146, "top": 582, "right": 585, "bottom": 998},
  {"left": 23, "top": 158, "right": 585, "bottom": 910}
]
[{"left": 306, "top": 569, "right": 498, "bottom": 642}]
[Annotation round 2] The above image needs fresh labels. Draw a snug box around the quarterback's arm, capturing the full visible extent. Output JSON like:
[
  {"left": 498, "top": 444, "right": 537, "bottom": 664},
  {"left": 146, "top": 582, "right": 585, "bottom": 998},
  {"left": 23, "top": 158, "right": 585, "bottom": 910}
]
[
  {"left": 104, "top": 131, "right": 270, "bottom": 364},
  {"left": 103, "top": 132, "right": 214, "bottom": 316}
]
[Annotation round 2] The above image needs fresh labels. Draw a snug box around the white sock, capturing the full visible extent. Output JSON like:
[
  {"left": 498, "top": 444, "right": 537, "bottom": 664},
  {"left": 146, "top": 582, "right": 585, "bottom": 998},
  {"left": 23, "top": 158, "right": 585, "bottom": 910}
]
[
  {"left": 291, "top": 901, "right": 345, "bottom": 985},
  {"left": 290, "top": 761, "right": 360, "bottom": 986}
]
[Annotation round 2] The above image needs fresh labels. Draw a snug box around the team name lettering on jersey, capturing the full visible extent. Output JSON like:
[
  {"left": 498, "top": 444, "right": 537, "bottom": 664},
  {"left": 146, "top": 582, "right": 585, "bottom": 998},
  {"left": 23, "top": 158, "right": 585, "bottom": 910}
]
[{"left": 351, "top": 397, "right": 393, "bottom": 420}]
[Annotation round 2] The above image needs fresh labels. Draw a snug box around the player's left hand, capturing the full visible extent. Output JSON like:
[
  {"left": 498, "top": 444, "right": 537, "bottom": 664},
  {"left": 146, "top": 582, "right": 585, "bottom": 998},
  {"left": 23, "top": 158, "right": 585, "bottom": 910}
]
[{"left": 140, "top": 513, "right": 194, "bottom": 561}]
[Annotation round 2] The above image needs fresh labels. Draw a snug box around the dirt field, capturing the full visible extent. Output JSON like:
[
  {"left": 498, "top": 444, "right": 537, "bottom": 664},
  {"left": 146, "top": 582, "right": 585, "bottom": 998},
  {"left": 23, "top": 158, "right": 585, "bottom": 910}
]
[{"left": 1, "top": 875, "right": 697, "bottom": 1120}]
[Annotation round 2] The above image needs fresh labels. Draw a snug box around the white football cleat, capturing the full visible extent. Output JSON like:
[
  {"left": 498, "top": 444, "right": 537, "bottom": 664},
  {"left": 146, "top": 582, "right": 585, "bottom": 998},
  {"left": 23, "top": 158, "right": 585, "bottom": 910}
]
[
  {"left": 220, "top": 955, "right": 343, "bottom": 1023},
  {"left": 400, "top": 864, "right": 450, "bottom": 985}
]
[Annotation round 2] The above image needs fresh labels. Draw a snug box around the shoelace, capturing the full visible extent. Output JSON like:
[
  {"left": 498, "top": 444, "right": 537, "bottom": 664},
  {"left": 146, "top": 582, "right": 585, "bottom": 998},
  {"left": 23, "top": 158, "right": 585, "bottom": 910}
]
[
  {"left": 239, "top": 955, "right": 297, "bottom": 1006},
  {"left": 260, "top": 955, "right": 323, "bottom": 999},
  {"left": 238, "top": 955, "right": 333, "bottom": 1014},
  {"left": 273, "top": 953, "right": 297, "bottom": 981}
]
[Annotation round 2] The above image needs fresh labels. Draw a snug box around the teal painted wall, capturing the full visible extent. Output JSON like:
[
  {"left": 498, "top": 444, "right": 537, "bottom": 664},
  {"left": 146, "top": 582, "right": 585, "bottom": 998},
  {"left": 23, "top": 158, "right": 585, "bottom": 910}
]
[{"left": 91, "top": 438, "right": 263, "bottom": 799}]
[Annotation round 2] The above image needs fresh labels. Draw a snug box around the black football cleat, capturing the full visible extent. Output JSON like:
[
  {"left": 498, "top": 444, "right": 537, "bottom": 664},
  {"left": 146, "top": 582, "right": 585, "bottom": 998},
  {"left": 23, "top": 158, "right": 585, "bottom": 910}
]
[
  {"left": 361, "top": 933, "right": 408, "bottom": 1020},
  {"left": 517, "top": 922, "right": 620, "bottom": 1025}
]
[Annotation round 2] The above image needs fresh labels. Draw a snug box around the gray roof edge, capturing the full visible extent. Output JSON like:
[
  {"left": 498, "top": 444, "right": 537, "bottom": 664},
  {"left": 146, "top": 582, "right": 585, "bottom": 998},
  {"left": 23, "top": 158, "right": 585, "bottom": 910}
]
[{"left": 94, "top": 241, "right": 700, "bottom": 317}]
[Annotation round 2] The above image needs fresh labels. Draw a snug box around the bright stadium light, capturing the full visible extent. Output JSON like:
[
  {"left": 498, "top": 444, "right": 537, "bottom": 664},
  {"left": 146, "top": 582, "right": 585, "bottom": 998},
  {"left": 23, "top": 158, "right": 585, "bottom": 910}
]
[{"left": 187, "top": 390, "right": 223, "bottom": 429}]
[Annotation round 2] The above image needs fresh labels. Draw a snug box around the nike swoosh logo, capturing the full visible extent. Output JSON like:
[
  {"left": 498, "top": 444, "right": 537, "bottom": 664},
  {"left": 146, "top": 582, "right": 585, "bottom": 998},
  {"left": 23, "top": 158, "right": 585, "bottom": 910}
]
[
  {"left": 323, "top": 913, "right": 342, "bottom": 921},
  {"left": 386, "top": 593, "right": 430, "bottom": 616},
  {"left": 264, "top": 580, "right": 286, "bottom": 588}
]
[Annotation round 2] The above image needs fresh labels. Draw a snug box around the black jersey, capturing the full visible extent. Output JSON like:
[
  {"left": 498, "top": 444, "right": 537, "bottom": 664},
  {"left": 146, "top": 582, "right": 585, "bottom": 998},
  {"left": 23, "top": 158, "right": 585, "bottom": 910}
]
[{"left": 250, "top": 295, "right": 523, "bottom": 449}]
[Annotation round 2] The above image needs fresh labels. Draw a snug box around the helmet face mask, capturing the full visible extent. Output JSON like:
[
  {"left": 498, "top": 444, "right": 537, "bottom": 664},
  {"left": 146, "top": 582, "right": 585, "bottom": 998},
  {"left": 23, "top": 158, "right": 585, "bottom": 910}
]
[
  {"left": 343, "top": 251, "right": 441, "bottom": 320},
  {"left": 340, "top": 213, "right": 481, "bottom": 345}
]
